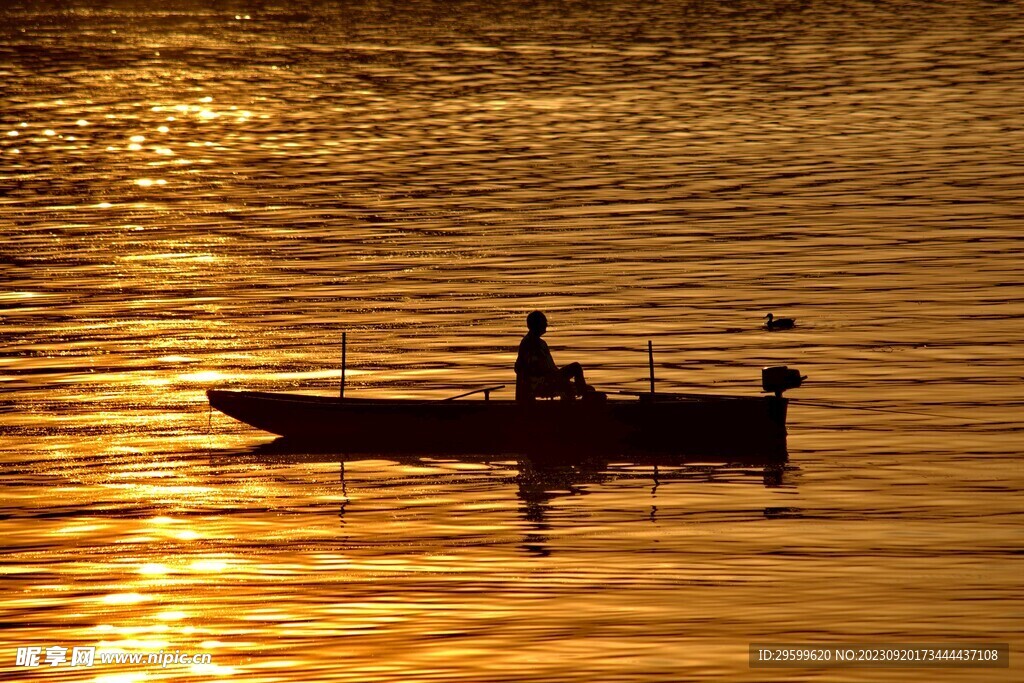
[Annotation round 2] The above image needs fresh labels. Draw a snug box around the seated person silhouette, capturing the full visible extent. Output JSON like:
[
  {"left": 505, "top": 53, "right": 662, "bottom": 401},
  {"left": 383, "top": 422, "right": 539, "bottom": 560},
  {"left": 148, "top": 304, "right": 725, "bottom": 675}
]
[{"left": 515, "top": 311, "right": 600, "bottom": 402}]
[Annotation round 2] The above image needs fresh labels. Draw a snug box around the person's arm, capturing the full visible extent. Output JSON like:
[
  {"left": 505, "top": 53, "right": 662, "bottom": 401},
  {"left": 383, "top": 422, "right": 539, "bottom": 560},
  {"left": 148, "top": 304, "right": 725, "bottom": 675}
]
[
  {"left": 537, "top": 339, "right": 558, "bottom": 373},
  {"left": 516, "top": 335, "right": 556, "bottom": 376},
  {"left": 515, "top": 338, "right": 529, "bottom": 376}
]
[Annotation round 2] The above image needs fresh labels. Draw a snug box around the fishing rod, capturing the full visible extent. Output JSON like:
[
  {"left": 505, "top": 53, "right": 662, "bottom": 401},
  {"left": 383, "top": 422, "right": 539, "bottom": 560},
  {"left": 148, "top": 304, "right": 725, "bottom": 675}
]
[{"left": 788, "top": 398, "right": 971, "bottom": 421}]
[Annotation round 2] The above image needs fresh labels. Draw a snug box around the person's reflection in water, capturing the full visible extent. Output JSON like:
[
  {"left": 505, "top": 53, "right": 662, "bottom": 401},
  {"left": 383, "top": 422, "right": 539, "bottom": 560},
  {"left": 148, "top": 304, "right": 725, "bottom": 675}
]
[{"left": 514, "top": 458, "right": 607, "bottom": 557}]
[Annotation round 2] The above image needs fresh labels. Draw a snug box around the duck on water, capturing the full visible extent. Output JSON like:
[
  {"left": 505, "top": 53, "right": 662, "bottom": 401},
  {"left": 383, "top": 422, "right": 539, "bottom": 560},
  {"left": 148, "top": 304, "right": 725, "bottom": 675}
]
[{"left": 765, "top": 313, "right": 796, "bottom": 331}]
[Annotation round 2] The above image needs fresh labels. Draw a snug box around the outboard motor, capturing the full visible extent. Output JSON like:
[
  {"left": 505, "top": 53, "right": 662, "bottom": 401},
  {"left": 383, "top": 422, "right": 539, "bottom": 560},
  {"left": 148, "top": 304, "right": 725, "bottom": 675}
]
[{"left": 762, "top": 366, "right": 806, "bottom": 397}]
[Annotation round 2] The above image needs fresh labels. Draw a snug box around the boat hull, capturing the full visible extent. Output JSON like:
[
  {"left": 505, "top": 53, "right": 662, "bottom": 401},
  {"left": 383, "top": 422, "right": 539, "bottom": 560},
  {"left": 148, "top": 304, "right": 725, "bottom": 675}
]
[{"left": 207, "top": 390, "right": 788, "bottom": 458}]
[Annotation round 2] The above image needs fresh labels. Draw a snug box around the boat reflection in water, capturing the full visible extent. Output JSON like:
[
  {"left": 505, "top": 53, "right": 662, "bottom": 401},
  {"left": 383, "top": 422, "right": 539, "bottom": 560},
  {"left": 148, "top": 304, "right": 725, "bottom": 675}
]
[
  {"left": 511, "top": 457, "right": 789, "bottom": 556},
  {"left": 242, "top": 438, "right": 791, "bottom": 557}
]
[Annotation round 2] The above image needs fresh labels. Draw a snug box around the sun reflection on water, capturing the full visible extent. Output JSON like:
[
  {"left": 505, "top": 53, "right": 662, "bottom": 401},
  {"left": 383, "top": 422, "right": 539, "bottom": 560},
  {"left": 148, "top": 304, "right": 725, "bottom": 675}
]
[
  {"left": 1, "top": 1, "right": 1021, "bottom": 681},
  {"left": 102, "top": 593, "right": 150, "bottom": 606},
  {"left": 92, "top": 674, "right": 148, "bottom": 683}
]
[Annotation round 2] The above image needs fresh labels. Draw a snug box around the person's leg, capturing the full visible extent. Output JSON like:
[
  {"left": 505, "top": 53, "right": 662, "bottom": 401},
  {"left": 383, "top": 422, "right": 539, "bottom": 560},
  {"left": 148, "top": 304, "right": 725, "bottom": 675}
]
[{"left": 558, "top": 363, "right": 588, "bottom": 396}]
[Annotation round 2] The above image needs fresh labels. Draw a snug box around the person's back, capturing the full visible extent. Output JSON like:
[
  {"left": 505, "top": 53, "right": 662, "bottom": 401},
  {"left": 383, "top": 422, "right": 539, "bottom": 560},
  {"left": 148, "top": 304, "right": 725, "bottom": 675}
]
[{"left": 516, "top": 329, "right": 556, "bottom": 379}]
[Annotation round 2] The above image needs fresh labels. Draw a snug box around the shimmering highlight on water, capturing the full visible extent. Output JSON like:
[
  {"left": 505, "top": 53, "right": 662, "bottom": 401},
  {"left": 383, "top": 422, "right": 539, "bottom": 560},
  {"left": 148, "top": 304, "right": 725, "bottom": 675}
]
[{"left": 1, "top": 1, "right": 1022, "bottom": 681}]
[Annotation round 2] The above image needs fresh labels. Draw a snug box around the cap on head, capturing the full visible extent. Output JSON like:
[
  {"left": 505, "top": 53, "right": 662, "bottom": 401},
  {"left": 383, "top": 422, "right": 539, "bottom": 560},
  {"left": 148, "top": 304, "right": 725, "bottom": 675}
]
[{"left": 526, "top": 310, "right": 547, "bottom": 332}]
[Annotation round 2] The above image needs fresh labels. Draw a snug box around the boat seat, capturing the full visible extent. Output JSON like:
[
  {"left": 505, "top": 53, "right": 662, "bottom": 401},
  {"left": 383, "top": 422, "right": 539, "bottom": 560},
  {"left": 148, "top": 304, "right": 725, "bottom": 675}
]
[{"left": 515, "top": 375, "right": 568, "bottom": 402}]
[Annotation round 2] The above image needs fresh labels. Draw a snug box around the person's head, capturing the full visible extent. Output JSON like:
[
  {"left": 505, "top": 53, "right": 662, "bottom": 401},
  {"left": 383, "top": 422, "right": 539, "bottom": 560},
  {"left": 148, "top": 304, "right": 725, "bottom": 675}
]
[{"left": 526, "top": 310, "right": 548, "bottom": 335}]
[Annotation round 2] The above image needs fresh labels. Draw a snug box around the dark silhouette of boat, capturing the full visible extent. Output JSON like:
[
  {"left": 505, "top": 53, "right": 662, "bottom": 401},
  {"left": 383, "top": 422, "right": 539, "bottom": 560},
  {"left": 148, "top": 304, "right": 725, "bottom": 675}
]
[{"left": 207, "top": 387, "right": 793, "bottom": 459}]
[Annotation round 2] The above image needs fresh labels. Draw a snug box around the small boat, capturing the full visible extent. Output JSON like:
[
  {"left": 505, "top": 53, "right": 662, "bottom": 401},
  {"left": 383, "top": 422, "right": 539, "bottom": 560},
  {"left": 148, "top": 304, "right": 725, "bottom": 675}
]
[{"left": 207, "top": 367, "right": 803, "bottom": 458}]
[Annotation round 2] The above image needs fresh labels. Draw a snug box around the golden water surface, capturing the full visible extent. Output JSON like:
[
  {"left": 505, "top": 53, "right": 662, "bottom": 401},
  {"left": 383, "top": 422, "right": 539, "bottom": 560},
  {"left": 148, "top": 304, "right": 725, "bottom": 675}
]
[{"left": 1, "top": 1, "right": 1022, "bottom": 681}]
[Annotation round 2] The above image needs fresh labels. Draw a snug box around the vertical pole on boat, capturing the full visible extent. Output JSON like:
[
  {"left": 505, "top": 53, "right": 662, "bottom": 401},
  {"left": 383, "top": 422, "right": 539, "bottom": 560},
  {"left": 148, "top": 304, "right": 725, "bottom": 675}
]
[
  {"left": 340, "top": 331, "right": 347, "bottom": 399},
  {"left": 648, "top": 340, "right": 655, "bottom": 397}
]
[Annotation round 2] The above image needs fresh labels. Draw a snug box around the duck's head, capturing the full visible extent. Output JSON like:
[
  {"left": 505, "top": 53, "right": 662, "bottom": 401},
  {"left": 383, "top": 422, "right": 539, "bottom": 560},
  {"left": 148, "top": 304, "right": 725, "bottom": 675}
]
[{"left": 765, "top": 313, "right": 774, "bottom": 321}]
